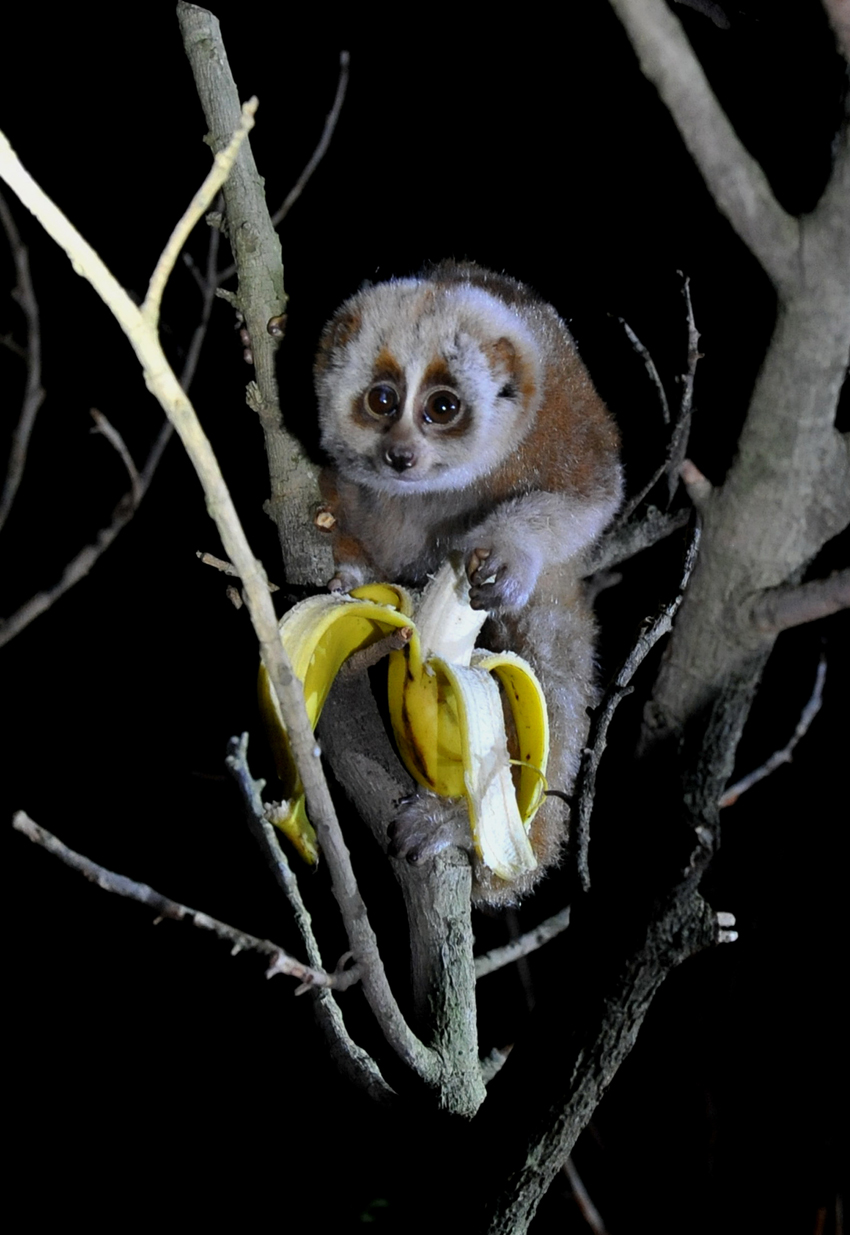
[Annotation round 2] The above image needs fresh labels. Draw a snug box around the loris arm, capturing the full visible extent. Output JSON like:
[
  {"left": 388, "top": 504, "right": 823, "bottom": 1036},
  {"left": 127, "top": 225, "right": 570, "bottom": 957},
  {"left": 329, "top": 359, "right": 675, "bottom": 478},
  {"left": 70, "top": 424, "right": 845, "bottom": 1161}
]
[{"left": 463, "top": 488, "right": 621, "bottom": 612}]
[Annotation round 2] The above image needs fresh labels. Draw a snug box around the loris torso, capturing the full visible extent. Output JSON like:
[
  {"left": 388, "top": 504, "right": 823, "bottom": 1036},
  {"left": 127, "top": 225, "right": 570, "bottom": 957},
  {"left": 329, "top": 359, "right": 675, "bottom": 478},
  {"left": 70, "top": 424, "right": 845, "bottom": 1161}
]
[{"left": 315, "top": 261, "right": 622, "bottom": 904}]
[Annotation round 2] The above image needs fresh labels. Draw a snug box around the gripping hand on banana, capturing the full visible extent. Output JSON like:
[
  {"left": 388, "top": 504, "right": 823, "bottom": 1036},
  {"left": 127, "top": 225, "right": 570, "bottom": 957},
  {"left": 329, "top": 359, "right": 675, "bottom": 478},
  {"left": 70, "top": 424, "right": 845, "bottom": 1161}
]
[{"left": 259, "top": 557, "right": 549, "bottom": 882}]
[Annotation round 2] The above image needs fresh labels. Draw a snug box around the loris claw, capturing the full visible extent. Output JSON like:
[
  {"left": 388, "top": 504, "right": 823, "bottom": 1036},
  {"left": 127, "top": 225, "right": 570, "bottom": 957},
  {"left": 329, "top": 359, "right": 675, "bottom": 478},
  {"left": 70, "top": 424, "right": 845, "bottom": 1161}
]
[{"left": 314, "top": 261, "right": 622, "bottom": 906}]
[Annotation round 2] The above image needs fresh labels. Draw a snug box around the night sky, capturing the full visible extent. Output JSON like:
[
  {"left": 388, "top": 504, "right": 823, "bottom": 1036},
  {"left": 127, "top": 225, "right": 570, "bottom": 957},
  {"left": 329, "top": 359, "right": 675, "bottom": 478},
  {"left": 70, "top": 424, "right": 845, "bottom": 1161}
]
[{"left": 3, "top": 6, "right": 846, "bottom": 1231}]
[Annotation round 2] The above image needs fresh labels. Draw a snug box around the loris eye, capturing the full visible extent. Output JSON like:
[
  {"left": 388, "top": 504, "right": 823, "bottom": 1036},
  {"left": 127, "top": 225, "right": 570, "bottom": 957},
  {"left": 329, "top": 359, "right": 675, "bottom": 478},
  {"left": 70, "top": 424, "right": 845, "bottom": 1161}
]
[
  {"left": 423, "top": 389, "right": 462, "bottom": 425},
  {"left": 365, "top": 384, "right": 400, "bottom": 418}
]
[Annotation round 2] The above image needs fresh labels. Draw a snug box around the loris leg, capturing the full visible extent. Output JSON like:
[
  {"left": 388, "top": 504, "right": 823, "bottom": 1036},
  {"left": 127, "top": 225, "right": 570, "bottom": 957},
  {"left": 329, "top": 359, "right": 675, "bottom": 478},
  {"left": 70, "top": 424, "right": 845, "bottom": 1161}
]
[{"left": 387, "top": 793, "right": 473, "bottom": 865}]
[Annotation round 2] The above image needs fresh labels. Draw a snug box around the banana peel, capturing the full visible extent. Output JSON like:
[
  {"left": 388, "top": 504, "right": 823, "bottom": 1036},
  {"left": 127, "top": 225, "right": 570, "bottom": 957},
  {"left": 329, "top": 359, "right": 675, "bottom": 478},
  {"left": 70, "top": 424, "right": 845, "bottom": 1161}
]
[{"left": 259, "top": 557, "right": 549, "bottom": 881}]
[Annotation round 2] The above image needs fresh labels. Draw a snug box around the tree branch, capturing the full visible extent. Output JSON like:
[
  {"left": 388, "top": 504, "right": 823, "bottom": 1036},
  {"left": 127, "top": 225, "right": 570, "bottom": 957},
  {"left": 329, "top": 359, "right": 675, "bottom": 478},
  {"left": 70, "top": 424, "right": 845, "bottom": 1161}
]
[
  {"left": 474, "top": 906, "right": 572, "bottom": 979},
  {"left": 12, "top": 811, "right": 357, "bottom": 991},
  {"left": 177, "top": 1, "right": 332, "bottom": 588},
  {"left": 720, "top": 654, "right": 827, "bottom": 806},
  {"left": 0, "top": 112, "right": 435, "bottom": 1088},
  {"left": 0, "top": 188, "right": 44, "bottom": 536},
  {"left": 608, "top": 0, "right": 800, "bottom": 294},
  {"left": 750, "top": 568, "right": 850, "bottom": 633}
]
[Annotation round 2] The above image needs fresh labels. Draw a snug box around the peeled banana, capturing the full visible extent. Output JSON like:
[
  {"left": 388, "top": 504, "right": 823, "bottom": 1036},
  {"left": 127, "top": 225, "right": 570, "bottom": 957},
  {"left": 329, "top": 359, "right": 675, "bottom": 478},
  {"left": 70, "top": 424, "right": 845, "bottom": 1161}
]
[{"left": 259, "top": 557, "right": 549, "bottom": 881}]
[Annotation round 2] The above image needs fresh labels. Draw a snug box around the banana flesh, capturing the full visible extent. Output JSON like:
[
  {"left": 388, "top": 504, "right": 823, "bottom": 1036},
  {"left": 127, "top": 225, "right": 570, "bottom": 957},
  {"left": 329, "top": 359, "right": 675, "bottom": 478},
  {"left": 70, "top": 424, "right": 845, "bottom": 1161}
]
[{"left": 259, "top": 558, "right": 549, "bottom": 881}]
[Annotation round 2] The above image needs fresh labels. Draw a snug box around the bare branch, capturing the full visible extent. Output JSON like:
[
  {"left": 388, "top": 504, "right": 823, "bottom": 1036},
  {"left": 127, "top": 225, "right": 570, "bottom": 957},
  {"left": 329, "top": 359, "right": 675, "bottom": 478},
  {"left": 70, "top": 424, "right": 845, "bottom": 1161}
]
[
  {"left": 0, "top": 489, "right": 145, "bottom": 647},
  {"left": 587, "top": 506, "right": 691, "bottom": 574},
  {"left": 197, "top": 550, "right": 279, "bottom": 590},
  {"left": 720, "top": 655, "right": 827, "bottom": 806},
  {"left": 665, "top": 275, "right": 700, "bottom": 503},
  {"left": 89, "top": 409, "right": 142, "bottom": 504},
  {"left": 564, "top": 1156, "right": 611, "bottom": 1235},
  {"left": 576, "top": 521, "right": 701, "bottom": 889},
  {"left": 618, "top": 315, "right": 670, "bottom": 424},
  {"left": 617, "top": 277, "right": 700, "bottom": 520},
  {"left": 750, "top": 569, "right": 850, "bottom": 633},
  {"left": 12, "top": 811, "right": 357, "bottom": 990},
  {"left": 272, "top": 52, "right": 350, "bottom": 227},
  {"left": 178, "top": 198, "right": 222, "bottom": 391},
  {"left": 0, "top": 116, "right": 433, "bottom": 1083},
  {"left": 475, "top": 906, "right": 571, "bottom": 979},
  {"left": 609, "top": 0, "right": 800, "bottom": 294},
  {"left": 225, "top": 733, "right": 396, "bottom": 1104},
  {"left": 143, "top": 99, "right": 258, "bottom": 327},
  {"left": 0, "top": 189, "right": 45, "bottom": 535}
]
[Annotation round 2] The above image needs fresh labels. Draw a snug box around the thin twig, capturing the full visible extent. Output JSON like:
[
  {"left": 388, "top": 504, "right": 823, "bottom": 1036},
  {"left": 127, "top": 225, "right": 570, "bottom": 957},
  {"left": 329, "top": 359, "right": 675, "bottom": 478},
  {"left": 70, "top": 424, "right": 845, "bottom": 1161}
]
[
  {"left": 666, "top": 274, "right": 699, "bottom": 505},
  {"left": 575, "top": 520, "right": 701, "bottom": 890},
  {"left": 226, "top": 733, "right": 323, "bottom": 967},
  {"left": 0, "top": 188, "right": 45, "bottom": 536},
  {"left": 225, "top": 732, "right": 397, "bottom": 1104},
  {"left": 197, "top": 550, "right": 280, "bottom": 591},
  {"left": 588, "top": 505, "right": 691, "bottom": 574},
  {"left": 564, "top": 1157, "right": 610, "bottom": 1235},
  {"left": 720, "top": 655, "right": 827, "bottom": 807},
  {"left": 618, "top": 315, "right": 670, "bottom": 423},
  {"left": 617, "top": 276, "right": 700, "bottom": 520},
  {"left": 12, "top": 811, "right": 358, "bottom": 992},
  {"left": 178, "top": 195, "right": 222, "bottom": 391},
  {"left": 0, "top": 147, "right": 229, "bottom": 649},
  {"left": 143, "top": 100, "right": 258, "bottom": 327},
  {"left": 272, "top": 52, "right": 350, "bottom": 227},
  {"left": 90, "top": 409, "right": 142, "bottom": 505},
  {"left": 217, "top": 50, "right": 350, "bottom": 284},
  {"left": 475, "top": 906, "right": 571, "bottom": 978}
]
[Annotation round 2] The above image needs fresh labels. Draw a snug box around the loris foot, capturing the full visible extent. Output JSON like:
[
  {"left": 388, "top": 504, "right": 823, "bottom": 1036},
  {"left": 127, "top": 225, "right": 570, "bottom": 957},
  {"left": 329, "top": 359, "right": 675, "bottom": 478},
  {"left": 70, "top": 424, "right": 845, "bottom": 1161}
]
[{"left": 387, "top": 792, "right": 472, "bottom": 865}]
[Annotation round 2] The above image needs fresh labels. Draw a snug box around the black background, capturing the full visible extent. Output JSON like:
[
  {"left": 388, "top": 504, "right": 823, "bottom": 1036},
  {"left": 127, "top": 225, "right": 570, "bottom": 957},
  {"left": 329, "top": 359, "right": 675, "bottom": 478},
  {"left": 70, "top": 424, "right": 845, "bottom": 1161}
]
[{"left": 3, "top": 5, "right": 846, "bottom": 1231}]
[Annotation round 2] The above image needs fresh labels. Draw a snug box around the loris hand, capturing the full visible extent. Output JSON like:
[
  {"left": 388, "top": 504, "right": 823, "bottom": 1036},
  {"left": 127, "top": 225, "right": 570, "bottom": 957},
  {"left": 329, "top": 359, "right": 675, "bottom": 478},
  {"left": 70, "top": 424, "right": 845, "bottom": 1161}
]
[{"left": 466, "top": 539, "right": 542, "bottom": 612}]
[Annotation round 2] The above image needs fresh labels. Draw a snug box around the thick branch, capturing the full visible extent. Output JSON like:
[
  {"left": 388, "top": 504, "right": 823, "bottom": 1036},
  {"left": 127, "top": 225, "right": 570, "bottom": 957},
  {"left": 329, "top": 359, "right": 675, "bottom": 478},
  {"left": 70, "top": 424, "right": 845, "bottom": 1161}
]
[
  {"left": 608, "top": 0, "right": 800, "bottom": 294},
  {"left": 750, "top": 568, "right": 850, "bottom": 633},
  {"left": 177, "top": 2, "right": 331, "bottom": 587},
  {"left": 609, "top": 1, "right": 850, "bottom": 748}
]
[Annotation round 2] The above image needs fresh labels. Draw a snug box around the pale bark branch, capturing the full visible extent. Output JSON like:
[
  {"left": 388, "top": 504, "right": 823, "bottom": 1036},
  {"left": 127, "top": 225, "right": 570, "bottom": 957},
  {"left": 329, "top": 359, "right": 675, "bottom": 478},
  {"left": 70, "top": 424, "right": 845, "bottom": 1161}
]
[
  {"left": 142, "top": 99, "right": 257, "bottom": 327},
  {"left": 608, "top": 0, "right": 800, "bottom": 294},
  {"left": 0, "top": 114, "right": 433, "bottom": 1086},
  {"left": 750, "top": 568, "right": 850, "bottom": 633}
]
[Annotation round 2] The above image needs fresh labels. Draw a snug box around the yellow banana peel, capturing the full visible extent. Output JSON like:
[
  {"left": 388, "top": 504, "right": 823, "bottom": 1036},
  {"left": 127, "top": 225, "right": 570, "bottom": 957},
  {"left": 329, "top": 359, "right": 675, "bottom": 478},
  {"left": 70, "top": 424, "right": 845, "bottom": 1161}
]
[{"left": 259, "top": 557, "right": 549, "bottom": 881}]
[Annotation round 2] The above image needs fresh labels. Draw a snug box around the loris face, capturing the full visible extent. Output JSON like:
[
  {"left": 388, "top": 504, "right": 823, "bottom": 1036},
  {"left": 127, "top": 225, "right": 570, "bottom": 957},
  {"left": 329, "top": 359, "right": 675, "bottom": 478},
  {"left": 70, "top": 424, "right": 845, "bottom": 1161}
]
[{"left": 315, "top": 278, "right": 543, "bottom": 495}]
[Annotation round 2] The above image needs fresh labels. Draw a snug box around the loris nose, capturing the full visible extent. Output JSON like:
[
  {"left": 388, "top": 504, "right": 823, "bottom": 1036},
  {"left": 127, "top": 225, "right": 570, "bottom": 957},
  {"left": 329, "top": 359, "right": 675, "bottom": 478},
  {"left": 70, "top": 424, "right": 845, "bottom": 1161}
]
[{"left": 385, "top": 446, "right": 416, "bottom": 472}]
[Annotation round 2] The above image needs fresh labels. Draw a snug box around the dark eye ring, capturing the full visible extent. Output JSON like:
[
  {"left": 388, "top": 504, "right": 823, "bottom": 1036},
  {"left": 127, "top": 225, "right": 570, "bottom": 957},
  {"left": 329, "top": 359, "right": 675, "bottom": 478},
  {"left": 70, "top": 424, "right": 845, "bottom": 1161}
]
[
  {"left": 365, "top": 384, "right": 400, "bottom": 418},
  {"left": 423, "top": 389, "right": 462, "bottom": 425}
]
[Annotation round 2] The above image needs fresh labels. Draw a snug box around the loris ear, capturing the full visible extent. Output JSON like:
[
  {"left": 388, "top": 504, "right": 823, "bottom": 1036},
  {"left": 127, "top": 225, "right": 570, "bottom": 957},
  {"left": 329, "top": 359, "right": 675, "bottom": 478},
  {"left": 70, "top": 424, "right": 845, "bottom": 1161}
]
[
  {"left": 315, "top": 308, "right": 362, "bottom": 374},
  {"left": 484, "top": 336, "right": 538, "bottom": 405}
]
